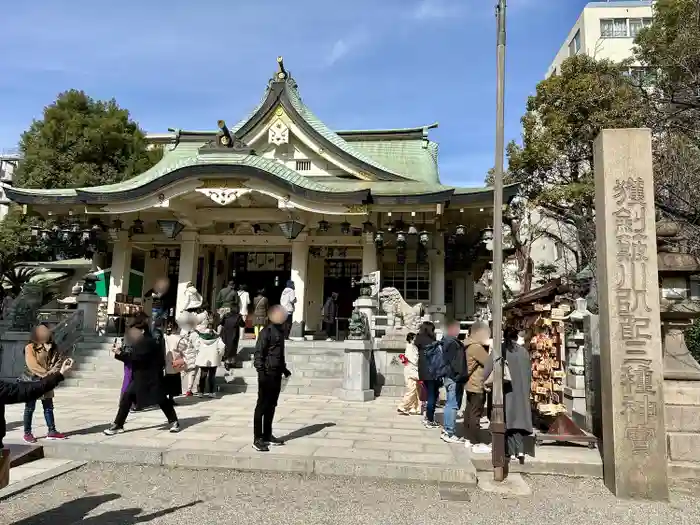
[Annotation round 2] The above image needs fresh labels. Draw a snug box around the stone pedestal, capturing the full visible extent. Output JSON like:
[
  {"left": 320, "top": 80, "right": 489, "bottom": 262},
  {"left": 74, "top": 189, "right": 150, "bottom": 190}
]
[
  {"left": 594, "top": 128, "right": 669, "bottom": 500},
  {"left": 77, "top": 293, "right": 101, "bottom": 334},
  {"left": 354, "top": 296, "right": 378, "bottom": 338},
  {"left": 335, "top": 340, "right": 375, "bottom": 402}
]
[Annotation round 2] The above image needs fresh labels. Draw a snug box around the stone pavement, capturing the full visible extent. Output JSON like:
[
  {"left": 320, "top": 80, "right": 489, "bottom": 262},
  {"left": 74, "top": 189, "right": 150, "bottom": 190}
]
[{"left": 3, "top": 386, "right": 605, "bottom": 485}]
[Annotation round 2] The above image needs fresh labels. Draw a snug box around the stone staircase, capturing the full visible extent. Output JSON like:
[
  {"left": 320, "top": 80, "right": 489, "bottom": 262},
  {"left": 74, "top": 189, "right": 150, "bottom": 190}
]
[{"left": 64, "top": 336, "right": 348, "bottom": 396}]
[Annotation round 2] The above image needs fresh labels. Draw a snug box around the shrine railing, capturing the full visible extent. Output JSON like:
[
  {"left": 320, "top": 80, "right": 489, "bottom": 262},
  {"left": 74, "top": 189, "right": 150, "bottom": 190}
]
[{"left": 52, "top": 309, "right": 84, "bottom": 356}]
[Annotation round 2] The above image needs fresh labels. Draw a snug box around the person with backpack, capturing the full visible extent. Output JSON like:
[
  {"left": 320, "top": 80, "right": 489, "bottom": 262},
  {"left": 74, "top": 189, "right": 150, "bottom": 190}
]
[
  {"left": 440, "top": 320, "right": 468, "bottom": 443},
  {"left": 416, "top": 321, "right": 441, "bottom": 429}
]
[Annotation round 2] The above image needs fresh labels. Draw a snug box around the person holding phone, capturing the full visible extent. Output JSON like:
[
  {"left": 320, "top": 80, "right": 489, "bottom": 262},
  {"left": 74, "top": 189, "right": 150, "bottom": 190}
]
[
  {"left": 104, "top": 318, "right": 180, "bottom": 435},
  {"left": 22, "top": 323, "right": 67, "bottom": 443},
  {"left": 1, "top": 359, "right": 74, "bottom": 489}
]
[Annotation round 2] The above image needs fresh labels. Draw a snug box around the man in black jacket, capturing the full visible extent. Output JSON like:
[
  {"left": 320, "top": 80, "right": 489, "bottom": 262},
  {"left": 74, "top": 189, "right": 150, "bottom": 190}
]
[
  {"left": 252, "top": 305, "right": 291, "bottom": 452},
  {"left": 441, "top": 320, "right": 467, "bottom": 443},
  {"left": 1, "top": 359, "right": 74, "bottom": 488}
]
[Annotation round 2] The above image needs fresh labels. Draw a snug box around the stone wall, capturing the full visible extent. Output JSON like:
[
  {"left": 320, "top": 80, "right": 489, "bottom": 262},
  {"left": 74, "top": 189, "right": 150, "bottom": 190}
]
[{"left": 0, "top": 331, "right": 30, "bottom": 379}]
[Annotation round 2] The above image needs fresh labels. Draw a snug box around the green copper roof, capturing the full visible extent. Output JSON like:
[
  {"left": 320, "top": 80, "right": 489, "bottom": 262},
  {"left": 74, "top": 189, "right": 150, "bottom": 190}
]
[{"left": 343, "top": 139, "right": 439, "bottom": 185}]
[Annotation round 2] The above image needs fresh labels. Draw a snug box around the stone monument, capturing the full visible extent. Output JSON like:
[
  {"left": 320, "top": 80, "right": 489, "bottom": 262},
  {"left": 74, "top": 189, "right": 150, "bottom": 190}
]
[{"left": 594, "top": 128, "right": 668, "bottom": 500}]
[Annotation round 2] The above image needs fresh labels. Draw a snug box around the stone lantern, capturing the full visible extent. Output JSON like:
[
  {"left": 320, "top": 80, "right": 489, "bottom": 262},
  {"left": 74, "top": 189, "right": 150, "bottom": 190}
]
[{"left": 656, "top": 220, "right": 700, "bottom": 380}]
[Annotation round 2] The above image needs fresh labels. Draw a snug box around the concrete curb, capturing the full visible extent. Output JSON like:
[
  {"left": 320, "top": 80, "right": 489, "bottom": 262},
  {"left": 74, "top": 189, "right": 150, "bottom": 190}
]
[
  {"left": 0, "top": 461, "right": 87, "bottom": 502},
  {"left": 37, "top": 441, "right": 477, "bottom": 486},
  {"left": 470, "top": 456, "right": 604, "bottom": 478}
]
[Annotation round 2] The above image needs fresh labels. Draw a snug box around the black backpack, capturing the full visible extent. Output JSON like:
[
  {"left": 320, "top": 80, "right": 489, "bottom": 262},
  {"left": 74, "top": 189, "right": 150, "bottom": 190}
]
[{"left": 424, "top": 340, "right": 449, "bottom": 379}]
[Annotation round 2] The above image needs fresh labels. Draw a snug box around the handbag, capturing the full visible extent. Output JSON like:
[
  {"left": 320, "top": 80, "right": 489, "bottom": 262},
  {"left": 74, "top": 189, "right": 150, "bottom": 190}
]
[
  {"left": 484, "top": 355, "right": 511, "bottom": 390},
  {"left": 172, "top": 356, "right": 186, "bottom": 371},
  {"left": 417, "top": 381, "right": 428, "bottom": 402}
]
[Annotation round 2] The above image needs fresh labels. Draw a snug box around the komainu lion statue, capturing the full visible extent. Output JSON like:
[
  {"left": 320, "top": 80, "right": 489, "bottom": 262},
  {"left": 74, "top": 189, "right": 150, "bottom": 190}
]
[{"left": 378, "top": 287, "right": 424, "bottom": 332}]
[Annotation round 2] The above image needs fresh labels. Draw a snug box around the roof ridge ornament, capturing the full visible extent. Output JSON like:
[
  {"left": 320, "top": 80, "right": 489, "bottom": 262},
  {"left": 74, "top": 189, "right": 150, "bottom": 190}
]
[{"left": 275, "top": 56, "right": 288, "bottom": 82}]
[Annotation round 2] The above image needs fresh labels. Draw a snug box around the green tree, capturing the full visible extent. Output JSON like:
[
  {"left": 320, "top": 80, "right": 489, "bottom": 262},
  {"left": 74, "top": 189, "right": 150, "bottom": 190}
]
[
  {"left": 14, "top": 89, "right": 162, "bottom": 189},
  {"left": 0, "top": 206, "right": 48, "bottom": 291},
  {"left": 506, "top": 55, "right": 648, "bottom": 271}
]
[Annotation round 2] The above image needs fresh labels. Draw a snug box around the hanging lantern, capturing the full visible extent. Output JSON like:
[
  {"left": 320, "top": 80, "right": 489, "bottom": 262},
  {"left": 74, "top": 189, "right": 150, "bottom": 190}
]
[
  {"left": 419, "top": 230, "right": 430, "bottom": 246},
  {"left": 81, "top": 229, "right": 91, "bottom": 243},
  {"left": 132, "top": 218, "right": 145, "bottom": 235},
  {"left": 340, "top": 221, "right": 351, "bottom": 235},
  {"left": 455, "top": 225, "right": 466, "bottom": 236},
  {"left": 279, "top": 220, "right": 305, "bottom": 240},
  {"left": 481, "top": 227, "right": 494, "bottom": 242},
  {"left": 407, "top": 224, "right": 418, "bottom": 235},
  {"left": 111, "top": 218, "right": 123, "bottom": 232},
  {"left": 157, "top": 219, "right": 185, "bottom": 239},
  {"left": 149, "top": 248, "right": 159, "bottom": 259},
  {"left": 362, "top": 220, "right": 374, "bottom": 234},
  {"left": 396, "top": 231, "right": 407, "bottom": 248},
  {"left": 374, "top": 230, "right": 384, "bottom": 247},
  {"left": 317, "top": 219, "right": 329, "bottom": 232}
]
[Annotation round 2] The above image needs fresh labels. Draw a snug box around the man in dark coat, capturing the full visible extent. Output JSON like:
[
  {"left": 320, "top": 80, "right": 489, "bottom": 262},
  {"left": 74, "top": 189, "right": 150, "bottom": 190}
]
[
  {"left": 252, "top": 305, "right": 291, "bottom": 452},
  {"left": 441, "top": 320, "right": 468, "bottom": 443},
  {"left": 104, "top": 319, "right": 180, "bottom": 435},
  {"left": 216, "top": 281, "right": 240, "bottom": 316},
  {"left": 322, "top": 292, "right": 339, "bottom": 341},
  {"left": 219, "top": 309, "right": 245, "bottom": 370},
  {"left": 1, "top": 360, "right": 74, "bottom": 489}
]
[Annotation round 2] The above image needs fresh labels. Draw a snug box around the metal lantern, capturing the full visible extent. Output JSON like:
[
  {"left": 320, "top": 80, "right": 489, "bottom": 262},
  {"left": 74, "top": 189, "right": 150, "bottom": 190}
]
[
  {"left": 455, "top": 224, "right": 466, "bottom": 236},
  {"left": 419, "top": 230, "right": 430, "bottom": 246},
  {"left": 396, "top": 231, "right": 407, "bottom": 247},
  {"left": 374, "top": 230, "right": 384, "bottom": 247},
  {"left": 362, "top": 220, "right": 374, "bottom": 234},
  {"left": 149, "top": 248, "right": 159, "bottom": 259},
  {"left": 340, "top": 221, "right": 351, "bottom": 235},
  {"left": 111, "top": 218, "right": 123, "bottom": 232},
  {"left": 408, "top": 225, "right": 418, "bottom": 235},
  {"left": 317, "top": 219, "right": 329, "bottom": 232},
  {"left": 279, "top": 220, "right": 305, "bottom": 240},
  {"left": 132, "top": 218, "right": 145, "bottom": 235},
  {"left": 481, "top": 227, "right": 494, "bottom": 242},
  {"left": 157, "top": 219, "right": 185, "bottom": 239}
]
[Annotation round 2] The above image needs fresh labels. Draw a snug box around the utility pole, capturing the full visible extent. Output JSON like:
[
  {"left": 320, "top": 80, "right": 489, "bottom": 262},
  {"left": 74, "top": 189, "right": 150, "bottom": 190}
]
[{"left": 490, "top": 0, "right": 508, "bottom": 482}]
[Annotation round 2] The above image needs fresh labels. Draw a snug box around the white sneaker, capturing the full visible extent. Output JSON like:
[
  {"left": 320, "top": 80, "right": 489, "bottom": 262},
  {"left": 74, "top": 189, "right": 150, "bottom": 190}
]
[
  {"left": 471, "top": 443, "right": 492, "bottom": 454},
  {"left": 440, "top": 432, "right": 464, "bottom": 444}
]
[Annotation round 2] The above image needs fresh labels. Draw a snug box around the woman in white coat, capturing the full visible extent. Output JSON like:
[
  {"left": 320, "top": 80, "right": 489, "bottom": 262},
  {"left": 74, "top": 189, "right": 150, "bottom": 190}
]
[
  {"left": 397, "top": 333, "right": 421, "bottom": 415},
  {"left": 192, "top": 313, "right": 225, "bottom": 398}
]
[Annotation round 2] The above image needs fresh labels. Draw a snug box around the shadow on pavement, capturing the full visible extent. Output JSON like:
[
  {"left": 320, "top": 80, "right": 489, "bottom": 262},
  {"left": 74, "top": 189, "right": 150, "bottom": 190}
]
[
  {"left": 64, "top": 415, "right": 209, "bottom": 437},
  {"left": 280, "top": 422, "right": 336, "bottom": 441},
  {"left": 14, "top": 493, "right": 202, "bottom": 525}
]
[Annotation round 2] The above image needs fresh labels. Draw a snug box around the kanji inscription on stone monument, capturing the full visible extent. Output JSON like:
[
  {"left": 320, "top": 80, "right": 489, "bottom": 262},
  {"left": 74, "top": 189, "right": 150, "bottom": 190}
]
[{"left": 594, "top": 128, "right": 668, "bottom": 501}]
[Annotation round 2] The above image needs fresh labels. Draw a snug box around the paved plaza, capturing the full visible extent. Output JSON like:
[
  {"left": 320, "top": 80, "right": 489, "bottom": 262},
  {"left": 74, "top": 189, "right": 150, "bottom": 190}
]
[
  {"left": 2, "top": 386, "right": 603, "bottom": 483},
  {"left": 3, "top": 463, "right": 699, "bottom": 525}
]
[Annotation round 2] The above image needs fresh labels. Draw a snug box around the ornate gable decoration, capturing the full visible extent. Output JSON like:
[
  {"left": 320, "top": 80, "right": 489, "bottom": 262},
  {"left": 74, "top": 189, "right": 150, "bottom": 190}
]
[
  {"left": 196, "top": 188, "right": 252, "bottom": 206},
  {"left": 268, "top": 118, "right": 290, "bottom": 146}
]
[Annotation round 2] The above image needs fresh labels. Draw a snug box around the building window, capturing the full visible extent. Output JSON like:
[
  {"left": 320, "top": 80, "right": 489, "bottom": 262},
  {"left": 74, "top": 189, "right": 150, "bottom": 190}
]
[
  {"left": 295, "top": 160, "right": 311, "bottom": 171},
  {"left": 568, "top": 29, "right": 581, "bottom": 57},
  {"left": 629, "top": 17, "right": 652, "bottom": 38},
  {"left": 600, "top": 18, "right": 630, "bottom": 38},
  {"left": 382, "top": 262, "right": 430, "bottom": 303}
]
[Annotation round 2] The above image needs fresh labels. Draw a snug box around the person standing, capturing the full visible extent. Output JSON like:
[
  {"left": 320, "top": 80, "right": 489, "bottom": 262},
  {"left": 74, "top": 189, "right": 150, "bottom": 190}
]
[
  {"left": 321, "top": 292, "right": 339, "bottom": 341},
  {"left": 252, "top": 288, "right": 269, "bottom": 339},
  {"left": 22, "top": 323, "right": 66, "bottom": 443},
  {"left": 1, "top": 359, "right": 75, "bottom": 490},
  {"left": 193, "top": 313, "right": 225, "bottom": 398},
  {"left": 216, "top": 281, "right": 240, "bottom": 319},
  {"left": 163, "top": 324, "right": 185, "bottom": 404},
  {"left": 219, "top": 309, "right": 245, "bottom": 370},
  {"left": 464, "top": 321, "right": 491, "bottom": 454},
  {"left": 252, "top": 305, "right": 292, "bottom": 452},
  {"left": 416, "top": 321, "right": 440, "bottom": 429},
  {"left": 144, "top": 278, "right": 170, "bottom": 345},
  {"left": 440, "top": 320, "right": 468, "bottom": 443},
  {"left": 483, "top": 326, "right": 533, "bottom": 463},
  {"left": 237, "top": 284, "right": 251, "bottom": 342},
  {"left": 104, "top": 318, "right": 180, "bottom": 435},
  {"left": 397, "top": 332, "right": 420, "bottom": 415},
  {"left": 279, "top": 281, "right": 296, "bottom": 339}
]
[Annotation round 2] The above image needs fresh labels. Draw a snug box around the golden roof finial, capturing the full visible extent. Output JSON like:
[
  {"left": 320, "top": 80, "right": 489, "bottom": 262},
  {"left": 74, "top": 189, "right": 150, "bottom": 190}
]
[{"left": 276, "top": 56, "right": 287, "bottom": 80}]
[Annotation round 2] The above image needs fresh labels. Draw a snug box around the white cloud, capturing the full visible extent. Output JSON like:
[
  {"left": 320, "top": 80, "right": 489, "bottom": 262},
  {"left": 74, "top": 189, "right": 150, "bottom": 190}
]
[
  {"left": 324, "top": 31, "right": 370, "bottom": 66},
  {"left": 411, "top": 0, "right": 463, "bottom": 20}
]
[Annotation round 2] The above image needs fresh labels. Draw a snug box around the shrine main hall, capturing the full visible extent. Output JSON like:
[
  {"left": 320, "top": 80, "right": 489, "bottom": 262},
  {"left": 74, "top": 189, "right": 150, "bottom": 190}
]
[{"left": 6, "top": 58, "right": 514, "bottom": 336}]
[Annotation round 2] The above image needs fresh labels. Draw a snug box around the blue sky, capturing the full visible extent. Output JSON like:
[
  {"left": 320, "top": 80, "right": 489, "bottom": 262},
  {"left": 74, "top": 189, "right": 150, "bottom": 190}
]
[{"left": 0, "top": 0, "right": 590, "bottom": 187}]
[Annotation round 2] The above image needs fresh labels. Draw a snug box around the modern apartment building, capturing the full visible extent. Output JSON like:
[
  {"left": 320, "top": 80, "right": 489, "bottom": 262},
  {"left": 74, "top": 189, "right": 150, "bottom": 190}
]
[
  {"left": 546, "top": 0, "right": 654, "bottom": 78},
  {"left": 0, "top": 149, "right": 20, "bottom": 220}
]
